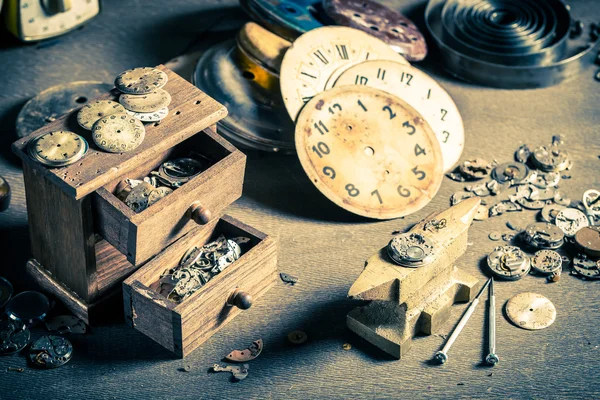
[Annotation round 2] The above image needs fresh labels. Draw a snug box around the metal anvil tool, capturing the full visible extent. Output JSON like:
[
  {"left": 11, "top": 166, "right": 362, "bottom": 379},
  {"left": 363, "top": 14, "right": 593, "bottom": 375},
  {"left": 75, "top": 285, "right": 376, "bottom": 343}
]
[{"left": 347, "top": 197, "right": 481, "bottom": 359}]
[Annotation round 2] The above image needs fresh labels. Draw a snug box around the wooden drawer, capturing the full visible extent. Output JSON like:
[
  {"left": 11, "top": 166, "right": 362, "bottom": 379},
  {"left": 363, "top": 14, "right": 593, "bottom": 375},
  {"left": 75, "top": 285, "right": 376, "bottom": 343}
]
[
  {"left": 92, "top": 126, "right": 246, "bottom": 265},
  {"left": 122, "top": 215, "right": 278, "bottom": 357}
]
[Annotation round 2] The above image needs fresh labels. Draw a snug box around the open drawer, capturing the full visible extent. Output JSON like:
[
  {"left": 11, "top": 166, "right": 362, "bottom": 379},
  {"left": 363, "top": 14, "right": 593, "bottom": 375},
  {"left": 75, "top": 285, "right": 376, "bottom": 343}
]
[
  {"left": 122, "top": 215, "right": 278, "bottom": 358},
  {"left": 93, "top": 126, "right": 246, "bottom": 266}
]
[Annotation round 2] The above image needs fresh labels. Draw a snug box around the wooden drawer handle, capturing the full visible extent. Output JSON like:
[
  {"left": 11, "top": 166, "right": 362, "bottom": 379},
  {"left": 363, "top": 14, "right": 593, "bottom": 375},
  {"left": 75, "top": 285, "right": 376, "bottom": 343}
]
[
  {"left": 227, "top": 289, "right": 253, "bottom": 310},
  {"left": 187, "top": 201, "right": 212, "bottom": 225}
]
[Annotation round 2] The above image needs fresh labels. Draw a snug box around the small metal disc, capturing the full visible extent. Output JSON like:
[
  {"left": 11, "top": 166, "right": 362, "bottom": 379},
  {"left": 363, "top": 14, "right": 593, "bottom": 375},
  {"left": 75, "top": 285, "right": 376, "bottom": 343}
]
[
  {"left": 505, "top": 292, "right": 556, "bottom": 330},
  {"left": 29, "top": 335, "right": 73, "bottom": 369},
  {"left": 555, "top": 208, "right": 589, "bottom": 237},
  {"left": 16, "top": 81, "right": 112, "bottom": 138},
  {"left": 575, "top": 226, "right": 600, "bottom": 258},
  {"left": 531, "top": 146, "right": 570, "bottom": 172},
  {"left": 27, "top": 130, "right": 88, "bottom": 167},
  {"left": 6, "top": 291, "right": 50, "bottom": 325},
  {"left": 388, "top": 233, "right": 436, "bottom": 267},
  {"left": 92, "top": 113, "right": 146, "bottom": 153},
  {"left": 524, "top": 222, "right": 564, "bottom": 249},
  {"left": 0, "top": 320, "right": 30, "bottom": 355},
  {"left": 0, "top": 277, "right": 13, "bottom": 308},
  {"left": 491, "top": 162, "right": 528, "bottom": 184},
  {"left": 531, "top": 250, "right": 562, "bottom": 275},
  {"left": 77, "top": 100, "right": 126, "bottom": 130},
  {"left": 127, "top": 107, "right": 169, "bottom": 122},
  {"left": 287, "top": 330, "right": 308, "bottom": 344},
  {"left": 540, "top": 204, "right": 566, "bottom": 223},
  {"left": 147, "top": 187, "right": 173, "bottom": 207},
  {"left": 487, "top": 245, "right": 530, "bottom": 280},
  {"left": 572, "top": 254, "right": 600, "bottom": 279},
  {"left": 45, "top": 315, "right": 87, "bottom": 335},
  {"left": 488, "top": 232, "right": 501, "bottom": 241},
  {"left": 125, "top": 182, "right": 155, "bottom": 213},
  {"left": 473, "top": 204, "right": 489, "bottom": 221},
  {"left": 322, "top": 0, "right": 427, "bottom": 61},
  {"left": 119, "top": 89, "right": 172, "bottom": 113},
  {"left": 115, "top": 67, "right": 168, "bottom": 94}
]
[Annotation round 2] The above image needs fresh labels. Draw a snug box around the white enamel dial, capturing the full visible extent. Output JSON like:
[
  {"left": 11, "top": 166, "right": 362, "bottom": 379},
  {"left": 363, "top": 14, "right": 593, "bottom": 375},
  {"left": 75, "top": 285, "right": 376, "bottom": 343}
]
[
  {"left": 334, "top": 60, "right": 464, "bottom": 172},
  {"left": 280, "top": 26, "right": 408, "bottom": 122}
]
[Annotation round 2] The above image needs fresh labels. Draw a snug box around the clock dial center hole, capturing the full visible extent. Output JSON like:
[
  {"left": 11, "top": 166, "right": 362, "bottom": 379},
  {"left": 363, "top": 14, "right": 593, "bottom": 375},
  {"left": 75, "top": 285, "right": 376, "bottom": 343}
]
[{"left": 364, "top": 146, "right": 374, "bottom": 156}]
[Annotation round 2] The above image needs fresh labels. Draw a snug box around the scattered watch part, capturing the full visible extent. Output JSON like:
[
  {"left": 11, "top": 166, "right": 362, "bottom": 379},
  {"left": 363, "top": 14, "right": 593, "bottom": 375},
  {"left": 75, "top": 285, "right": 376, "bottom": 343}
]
[
  {"left": 583, "top": 189, "right": 600, "bottom": 215},
  {"left": 531, "top": 145, "right": 570, "bottom": 172},
  {"left": 119, "top": 89, "right": 172, "bottom": 113},
  {"left": 515, "top": 198, "right": 547, "bottom": 210},
  {"left": 531, "top": 171, "right": 561, "bottom": 188},
  {"left": 488, "top": 232, "right": 501, "bottom": 241},
  {"left": 575, "top": 226, "right": 600, "bottom": 257},
  {"left": 487, "top": 245, "right": 530, "bottom": 280},
  {"left": 473, "top": 205, "right": 489, "bottom": 221},
  {"left": 15, "top": 81, "right": 113, "bottom": 138},
  {"left": 147, "top": 187, "right": 173, "bottom": 208},
  {"left": 280, "top": 26, "right": 408, "bottom": 121},
  {"left": 287, "top": 330, "right": 308, "bottom": 344},
  {"left": 280, "top": 273, "right": 298, "bottom": 285},
  {"left": 458, "top": 158, "right": 493, "bottom": 181},
  {"left": 5, "top": 291, "right": 50, "bottom": 325},
  {"left": 29, "top": 335, "right": 73, "bottom": 369},
  {"left": 239, "top": 0, "right": 324, "bottom": 41},
  {"left": 514, "top": 144, "right": 531, "bottom": 163},
  {"left": 0, "top": 176, "right": 10, "bottom": 212},
  {"left": 27, "top": 130, "right": 88, "bottom": 167},
  {"left": 505, "top": 293, "right": 556, "bottom": 330},
  {"left": 92, "top": 113, "right": 146, "bottom": 153},
  {"left": 451, "top": 191, "right": 476, "bottom": 206},
  {"left": 524, "top": 222, "right": 565, "bottom": 249},
  {"left": 126, "top": 107, "right": 169, "bottom": 123},
  {"left": 541, "top": 204, "right": 566, "bottom": 223},
  {"left": 553, "top": 191, "right": 571, "bottom": 206},
  {"left": 211, "top": 363, "right": 249, "bottom": 381},
  {"left": 114, "top": 67, "right": 168, "bottom": 94},
  {"left": 531, "top": 250, "right": 563, "bottom": 275},
  {"left": 124, "top": 182, "right": 155, "bottom": 213},
  {"left": 322, "top": 0, "right": 427, "bottom": 61},
  {"left": 334, "top": 60, "right": 464, "bottom": 172},
  {"left": 157, "top": 158, "right": 205, "bottom": 187},
  {"left": 572, "top": 254, "right": 600, "bottom": 279},
  {"left": 45, "top": 315, "right": 87, "bottom": 335},
  {"left": 224, "top": 339, "right": 263, "bottom": 362},
  {"left": 491, "top": 162, "right": 528, "bottom": 184},
  {"left": 501, "top": 233, "right": 515, "bottom": 242},
  {"left": 0, "top": 276, "right": 13, "bottom": 308},
  {"left": 555, "top": 208, "right": 589, "bottom": 237},
  {"left": 388, "top": 233, "right": 437, "bottom": 267},
  {"left": 77, "top": 100, "right": 126, "bottom": 130},
  {"left": 295, "top": 86, "right": 443, "bottom": 219},
  {"left": 0, "top": 320, "right": 30, "bottom": 356}
]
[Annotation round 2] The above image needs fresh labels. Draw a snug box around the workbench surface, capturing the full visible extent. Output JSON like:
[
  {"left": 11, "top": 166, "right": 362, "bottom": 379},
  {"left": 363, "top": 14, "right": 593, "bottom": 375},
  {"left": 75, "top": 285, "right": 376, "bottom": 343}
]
[{"left": 0, "top": 1, "right": 598, "bottom": 399}]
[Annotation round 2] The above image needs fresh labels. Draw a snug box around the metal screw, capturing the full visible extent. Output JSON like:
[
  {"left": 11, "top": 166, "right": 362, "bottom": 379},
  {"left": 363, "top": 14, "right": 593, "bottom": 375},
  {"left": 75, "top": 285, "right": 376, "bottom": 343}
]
[
  {"left": 434, "top": 278, "right": 491, "bottom": 364},
  {"left": 485, "top": 278, "right": 499, "bottom": 366}
]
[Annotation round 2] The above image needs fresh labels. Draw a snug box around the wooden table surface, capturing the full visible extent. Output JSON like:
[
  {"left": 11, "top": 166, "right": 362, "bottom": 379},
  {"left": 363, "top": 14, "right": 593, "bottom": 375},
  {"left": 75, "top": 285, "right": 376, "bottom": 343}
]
[{"left": 0, "top": 1, "right": 598, "bottom": 399}]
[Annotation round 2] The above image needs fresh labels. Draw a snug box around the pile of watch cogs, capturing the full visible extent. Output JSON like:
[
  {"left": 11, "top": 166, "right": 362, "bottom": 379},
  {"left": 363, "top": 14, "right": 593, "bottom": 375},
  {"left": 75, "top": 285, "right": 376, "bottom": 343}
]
[
  {"left": 151, "top": 235, "right": 250, "bottom": 302},
  {"left": 446, "top": 136, "right": 600, "bottom": 282},
  {"left": 0, "top": 276, "right": 86, "bottom": 369},
  {"left": 115, "top": 153, "right": 211, "bottom": 213}
]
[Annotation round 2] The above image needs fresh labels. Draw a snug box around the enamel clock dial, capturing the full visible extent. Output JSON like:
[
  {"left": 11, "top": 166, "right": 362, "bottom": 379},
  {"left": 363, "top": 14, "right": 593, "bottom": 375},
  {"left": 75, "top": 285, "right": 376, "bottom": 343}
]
[
  {"left": 280, "top": 26, "right": 408, "bottom": 122},
  {"left": 295, "top": 86, "right": 443, "bottom": 219},
  {"left": 334, "top": 60, "right": 464, "bottom": 172}
]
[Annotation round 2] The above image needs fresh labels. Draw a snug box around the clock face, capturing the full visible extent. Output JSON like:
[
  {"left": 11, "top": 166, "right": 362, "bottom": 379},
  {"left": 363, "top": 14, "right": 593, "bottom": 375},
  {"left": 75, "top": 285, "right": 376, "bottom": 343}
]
[
  {"left": 28, "top": 130, "right": 87, "bottom": 167},
  {"left": 295, "top": 86, "right": 443, "bottom": 219},
  {"left": 280, "top": 26, "right": 408, "bottom": 122},
  {"left": 334, "top": 60, "right": 464, "bottom": 172}
]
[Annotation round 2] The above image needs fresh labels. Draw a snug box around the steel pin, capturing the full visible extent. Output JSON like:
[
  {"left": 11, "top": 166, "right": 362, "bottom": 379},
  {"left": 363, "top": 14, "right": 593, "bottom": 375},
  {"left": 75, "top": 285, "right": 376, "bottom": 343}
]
[
  {"left": 485, "top": 277, "right": 499, "bottom": 365},
  {"left": 434, "top": 278, "right": 492, "bottom": 364}
]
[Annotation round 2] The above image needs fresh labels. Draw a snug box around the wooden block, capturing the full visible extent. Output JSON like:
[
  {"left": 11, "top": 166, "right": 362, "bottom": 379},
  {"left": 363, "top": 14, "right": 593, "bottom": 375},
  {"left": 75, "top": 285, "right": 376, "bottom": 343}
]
[
  {"left": 12, "top": 65, "right": 228, "bottom": 200},
  {"left": 123, "top": 215, "right": 278, "bottom": 358}
]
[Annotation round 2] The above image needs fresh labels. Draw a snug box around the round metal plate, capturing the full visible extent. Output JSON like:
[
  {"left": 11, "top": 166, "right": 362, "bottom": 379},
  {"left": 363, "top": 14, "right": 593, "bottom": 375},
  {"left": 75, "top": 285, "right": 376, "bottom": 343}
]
[
  {"left": 388, "top": 233, "right": 437, "bottom": 267},
  {"left": 29, "top": 335, "right": 73, "bottom": 369},
  {"left": 0, "top": 320, "right": 30, "bottom": 356},
  {"left": 280, "top": 26, "right": 408, "bottom": 122},
  {"left": 492, "top": 162, "right": 528, "bottom": 184},
  {"left": 5, "top": 291, "right": 50, "bottom": 324},
  {"left": 119, "top": 89, "right": 172, "bottom": 113},
  {"left": 92, "top": 113, "right": 146, "bottom": 153},
  {"left": 322, "top": 0, "right": 427, "bottom": 61},
  {"left": 114, "top": 67, "right": 168, "bottom": 95},
  {"left": 77, "top": 100, "right": 126, "bottom": 130},
  {"left": 572, "top": 254, "right": 600, "bottom": 279},
  {"left": 540, "top": 203, "right": 566, "bottom": 223},
  {"left": 532, "top": 145, "right": 570, "bottom": 172},
  {"left": 505, "top": 292, "right": 556, "bottom": 330},
  {"left": 555, "top": 208, "right": 589, "bottom": 237},
  {"left": 524, "top": 222, "right": 564, "bottom": 249},
  {"left": 16, "top": 81, "right": 112, "bottom": 138},
  {"left": 295, "top": 86, "right": 443, "bottom": 219},
  {"left": 0, "top": 276, "right": 13, "bottom": 308},
  {"left": 27, "top": 130, "right": 88, "bottom": 167},
  {"left": 125, "top": 182, "right": 155, "bottom": 213},
  {"left": 193, "top": 40, "right": 295, "bottom": 152},
  {"left": 147, "top": 187, "right": 173, "bottom": 207},
  {"left": 126, "top": 107, "right": 169, "bottom": 122},
  {"left": 531, "top": 250, "right": 562, "bottom": 275},
  {"left": 575, "top": 226, "right": 600, "bottom": 258},
  {"left": 487, "top": 245, "right": 530, "bottom": 280},
  {"left": 583, "top": 189, "right": 600, "bottom": 215},
  {"left": 45, "top": 315, "right": 87, "bottom": 335},
  {"left": 240, "top": 0, "right": 324, "bottom": 41},
  {"left": 334, "top": 60, "right": 464, "bottom": 172}
]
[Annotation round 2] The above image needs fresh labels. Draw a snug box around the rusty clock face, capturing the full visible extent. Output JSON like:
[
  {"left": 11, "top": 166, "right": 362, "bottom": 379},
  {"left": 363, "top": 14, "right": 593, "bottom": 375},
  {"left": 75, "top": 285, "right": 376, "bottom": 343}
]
[
  {"left": 280, "top": 26, "right": 408, "bottom": 122},
  {"left": 334, "top": 60, "right": 464, "bottom": 172},
  {"left": 295, "top": 86, "right": 443, "bottom": 219}
]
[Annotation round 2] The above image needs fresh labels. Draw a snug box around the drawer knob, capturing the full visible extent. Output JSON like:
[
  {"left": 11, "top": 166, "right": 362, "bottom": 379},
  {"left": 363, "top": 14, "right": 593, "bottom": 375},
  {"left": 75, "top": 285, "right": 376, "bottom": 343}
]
[
  {"left": 187, "top": 201, "right": 212, "bottom": 225},
  {"left": 227, "top": 289, "right": 253, "bottom": 310}
]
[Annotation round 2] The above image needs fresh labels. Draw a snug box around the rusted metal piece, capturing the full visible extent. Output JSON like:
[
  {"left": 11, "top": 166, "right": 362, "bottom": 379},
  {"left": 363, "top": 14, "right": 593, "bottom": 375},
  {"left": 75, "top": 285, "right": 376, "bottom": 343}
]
[{"left": 224, "top": 339, "right": 263, "bottom": 362}]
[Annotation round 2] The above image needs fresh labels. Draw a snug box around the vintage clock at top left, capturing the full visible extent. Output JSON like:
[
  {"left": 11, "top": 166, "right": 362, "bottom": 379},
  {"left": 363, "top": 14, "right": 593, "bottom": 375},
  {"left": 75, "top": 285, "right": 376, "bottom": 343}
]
[{"left": 4, "top": 0, "right": 100, "bottom": 41}]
